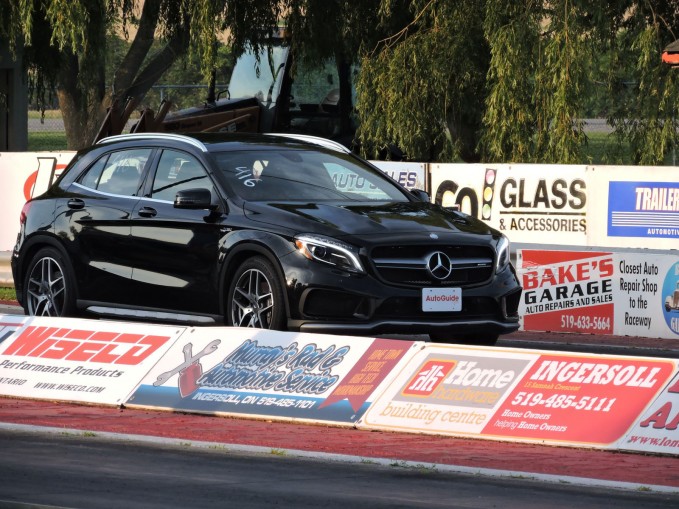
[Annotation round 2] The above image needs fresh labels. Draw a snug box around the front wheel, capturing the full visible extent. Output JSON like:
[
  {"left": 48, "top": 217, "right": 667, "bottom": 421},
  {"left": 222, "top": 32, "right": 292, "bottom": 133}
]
[
  {"left": 226, "top": 256, "right": 286, "bottom": 330},
  {"left": 23, "top": 247, "right": 77, "bottom": 317}
]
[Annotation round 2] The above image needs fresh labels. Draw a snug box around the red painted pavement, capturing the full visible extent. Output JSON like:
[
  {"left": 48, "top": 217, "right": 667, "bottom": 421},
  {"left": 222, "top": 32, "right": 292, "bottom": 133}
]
[{"left": 1, "top": 396, "right": 678, "bottom": 489}]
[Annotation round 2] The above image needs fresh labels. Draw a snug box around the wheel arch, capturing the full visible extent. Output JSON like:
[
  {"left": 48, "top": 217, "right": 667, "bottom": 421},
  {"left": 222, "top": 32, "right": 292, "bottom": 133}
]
[
  {"left": 219, "top": 240, "right": 292, "bottom": 319},
  {"left": 15, "top": 235, "right": 74, "bottom": 297}
]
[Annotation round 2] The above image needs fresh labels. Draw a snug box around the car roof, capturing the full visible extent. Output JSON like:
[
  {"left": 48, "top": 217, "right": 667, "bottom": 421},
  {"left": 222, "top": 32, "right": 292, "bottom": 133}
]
[{"left": 97, "top": 132, "right": 351, "bottom": 154}]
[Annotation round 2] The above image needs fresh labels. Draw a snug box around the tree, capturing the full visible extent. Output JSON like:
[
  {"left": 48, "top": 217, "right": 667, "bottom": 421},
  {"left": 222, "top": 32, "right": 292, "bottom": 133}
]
[
  {"left": 6, "top": 0, "right": 281, "bottom": 150},
  {"left": 356, "top": 0, "right": 489, "bottom": 162},
  {"left": 357, "top": 0, "right": 679, "bottom": 164}
]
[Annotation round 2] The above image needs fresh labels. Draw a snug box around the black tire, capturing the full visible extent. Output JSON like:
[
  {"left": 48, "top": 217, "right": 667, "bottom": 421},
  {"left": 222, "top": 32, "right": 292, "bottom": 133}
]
[
  {"left": 429, "top": 332, "right": 499, "bottom": 346},
  {"left": 226, "top": 256, "right": 286, "bottom": 330},
  {"left": 23, "top": 247, "right": 77, "bottom": 317}
]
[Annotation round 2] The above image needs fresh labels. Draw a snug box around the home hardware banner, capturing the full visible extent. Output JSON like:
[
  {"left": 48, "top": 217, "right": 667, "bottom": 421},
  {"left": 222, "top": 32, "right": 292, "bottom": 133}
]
[
  {"left": 518, "top": 249, "right": 679, "bottom": 340},
  {"left": 126, "top": 327, "right": 418, "bottom": 424},
  {"left": 0, "top": 317, "right": 185, "bottom": 405},
  {"left": 429, "top": 163, "right": 590, "bottom": 246},
  {"left": 359, "top": 343, "right": 677, "bottom": 449}
]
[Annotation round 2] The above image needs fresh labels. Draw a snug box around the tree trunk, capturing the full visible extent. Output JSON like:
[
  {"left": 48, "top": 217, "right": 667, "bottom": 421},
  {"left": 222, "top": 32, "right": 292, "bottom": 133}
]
[{"left": 57, "top": 54, "right": 107, "bottom": 150}]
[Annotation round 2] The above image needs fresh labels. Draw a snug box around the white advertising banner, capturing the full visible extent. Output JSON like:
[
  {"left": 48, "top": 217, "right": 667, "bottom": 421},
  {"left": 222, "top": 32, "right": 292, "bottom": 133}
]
[
  {"left": 126, "top": 327, "right": 419, "bottom": 424},
  {"left": 620, "top": 371, "right": 679, "bottom": 454},
  {"left": 587, "top": 165, "right": 679, "bottom": 250},
  {"left": 0, "top": 317, "right": 185, "bottom": 405},
  {"left": 359, "top": 344, "right": 537, "bottom": 436},
  {"left": 0, "top": 315, "right": 27, "bottom": 347},
  {"left": 518, "top": 249, "right": 679, "bottom": 340},
  {"left": 0, "top": 152, "right": 76, "bottom": 251},
  {"left": 360, "top": 342, "right": 677, "bottom": 449},
  {"left": 429, "top": 164, "right": 589, "bottom": 246},
  {"left": 370, "top": 161, "right": 427, "bottom": 191}
]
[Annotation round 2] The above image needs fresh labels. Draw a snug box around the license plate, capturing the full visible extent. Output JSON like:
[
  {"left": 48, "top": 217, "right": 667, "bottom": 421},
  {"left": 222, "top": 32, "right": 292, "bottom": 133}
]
[{"left": 422, "top": 287, "right": 461, "bottom": 312}]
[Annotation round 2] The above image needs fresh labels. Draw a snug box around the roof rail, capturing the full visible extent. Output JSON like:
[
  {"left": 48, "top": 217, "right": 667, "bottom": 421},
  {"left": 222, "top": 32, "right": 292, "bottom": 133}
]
[
  {"left": 97, "top": 133, "right": 209, "bottom": 153},
  {"left": 263, "top": 133, "right": 351, "bottom": 154}
]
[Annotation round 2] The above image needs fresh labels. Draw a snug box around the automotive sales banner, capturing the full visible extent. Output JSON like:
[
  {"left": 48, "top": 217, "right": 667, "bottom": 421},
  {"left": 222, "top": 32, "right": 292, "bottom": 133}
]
[
  {"left": 359, "top": 343, "right": 676, "bottom": 448},
  {"left": 0, "top": 317, "right": 185, "bottom": 405},
  {"left": 126, "top": 327, "right": 418, "bottom": 425},
  {"left": 429, "top": 164, "right": 589, "bottom": 246},
  {"left": 370, "top": 161, "right": 426, "bottom": 191},
  {"left": 518, "top": 249, "right": 679, "bottom": 340}
]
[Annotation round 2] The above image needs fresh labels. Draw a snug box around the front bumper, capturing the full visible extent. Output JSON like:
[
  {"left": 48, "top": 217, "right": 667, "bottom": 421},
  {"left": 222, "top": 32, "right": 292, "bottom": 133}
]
[{"left": 281, "top": 251, "right": 522, "bottom": 337}]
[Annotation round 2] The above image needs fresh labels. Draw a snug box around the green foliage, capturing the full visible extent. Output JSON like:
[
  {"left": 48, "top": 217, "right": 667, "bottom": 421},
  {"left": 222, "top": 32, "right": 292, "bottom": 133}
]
[
  {"left": 28, "top": 132, "right": 68, "bottom": 151},
  {"left": 0, "top": 287, "right": 17, "bottom": 302},
  {"left": 357, "top": 0, "right": 488, "bottom": 161},
  {"left": 5, "top": 0, "right": 679, "bottom": 164}
]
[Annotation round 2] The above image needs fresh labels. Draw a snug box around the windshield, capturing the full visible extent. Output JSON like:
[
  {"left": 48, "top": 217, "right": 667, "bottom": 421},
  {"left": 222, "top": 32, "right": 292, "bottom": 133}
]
[
  {"left": 213, "top": 149, "right": 410, "bottom": 202},
  {"left": 228, "top": 44, "right": 289, "bottom": 104}
]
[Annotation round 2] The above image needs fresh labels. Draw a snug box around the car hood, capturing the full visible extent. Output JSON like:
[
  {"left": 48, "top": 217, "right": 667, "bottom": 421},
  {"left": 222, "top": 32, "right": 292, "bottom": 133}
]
[{"left": 243, "top": 201, "right": 497, "bottom": 239}]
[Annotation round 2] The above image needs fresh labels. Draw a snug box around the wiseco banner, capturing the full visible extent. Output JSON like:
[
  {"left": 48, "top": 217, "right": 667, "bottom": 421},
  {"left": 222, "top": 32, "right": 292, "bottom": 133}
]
[{"left": 0, "top": 317, "right": 185, "bottom": 405}]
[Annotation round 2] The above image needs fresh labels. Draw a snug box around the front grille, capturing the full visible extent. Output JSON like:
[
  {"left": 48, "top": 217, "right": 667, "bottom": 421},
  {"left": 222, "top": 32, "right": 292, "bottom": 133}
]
[{"left": 370, "top": 244, "right": 495, "bottom": 288}]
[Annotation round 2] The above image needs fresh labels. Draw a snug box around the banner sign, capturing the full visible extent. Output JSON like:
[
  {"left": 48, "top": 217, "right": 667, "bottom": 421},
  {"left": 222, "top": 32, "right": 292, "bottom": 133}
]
[
  {"left": 0, "top": 315, "right": 27, "bottom": 347},
  {"left": 429, "top": 164, "right": 589, "bottom": 246},
  {"left": 360, "top": 344, "right": 676, "bottom": 448},
  {"left": 621, "top": 371, "right": 679, "bottom": 454},
  {"left": 126, "top": 328, "right": 417, "bottom": 424},
  {"left": 518, "top": 250, "right": 614, "bottom": 334},
  {"left": 608, "top": 181, "right": 679, "bottom": 239},
  {"left": 588, "top": 166, "right": 679, "bottom": 250},
  {"left": 370, "top": 161, "right": 426, "bottom": 191},
  {"left": 484, "top": 353, "right": 675, "bottom": 445},
  {"left": 359, "top": 345, "right": 537, "bottom": 435},
  {"left": 0, "top": 152, "right": 76, "bottom": 251},
  {"left": 518, "top": 249, "right": 679, "bottom": 340},
  {"left": 0, "top": 317, "right": 185, "bottom": 405}
]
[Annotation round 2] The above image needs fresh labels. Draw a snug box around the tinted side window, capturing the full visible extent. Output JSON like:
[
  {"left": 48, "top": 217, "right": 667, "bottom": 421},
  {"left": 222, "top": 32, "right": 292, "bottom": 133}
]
[
  {"left": 150, "top": 150, "right": 214, "bottom": 202},
  {"left": 79, "top": 149, "right": 151, "bottom": 196}
]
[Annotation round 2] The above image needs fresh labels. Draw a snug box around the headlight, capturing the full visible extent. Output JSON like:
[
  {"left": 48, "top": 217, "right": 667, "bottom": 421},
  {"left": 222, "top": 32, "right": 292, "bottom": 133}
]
[
  {"left": 294, "top": 234, "right": 365, "bottom": 274},
  {"left": 496, "top": 235, "right": 510, "bottom": 272}
]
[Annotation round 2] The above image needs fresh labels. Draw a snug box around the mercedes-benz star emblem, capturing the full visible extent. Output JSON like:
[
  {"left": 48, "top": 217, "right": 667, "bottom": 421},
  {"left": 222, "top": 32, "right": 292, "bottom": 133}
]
[{"left": 426, "top": 251, "right": 452, "bottom": 280}]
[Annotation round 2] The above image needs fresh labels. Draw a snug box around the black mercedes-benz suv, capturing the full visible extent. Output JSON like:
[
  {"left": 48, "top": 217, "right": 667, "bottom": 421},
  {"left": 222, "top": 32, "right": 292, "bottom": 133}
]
[{"left": 11, "top": 133, "right": 521, "bottom": 344}]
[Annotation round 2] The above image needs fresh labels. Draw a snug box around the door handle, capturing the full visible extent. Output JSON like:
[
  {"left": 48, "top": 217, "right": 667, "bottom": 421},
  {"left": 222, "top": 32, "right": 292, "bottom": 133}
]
[
  {"left": 138, "top": 206, "right": 157, "bottom": 218},
  {"left": 67, "top": 198, "right": 85, "bottom": 209}
]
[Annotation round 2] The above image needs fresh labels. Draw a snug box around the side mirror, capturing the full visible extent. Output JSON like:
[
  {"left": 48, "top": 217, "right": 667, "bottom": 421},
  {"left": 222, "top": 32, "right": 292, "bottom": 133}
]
[
  {"left": 410, "top": 189, "right": 430, "bottom": 203},
  {"left": 174, "top": 188, "right": 217, "bottom": 210}
]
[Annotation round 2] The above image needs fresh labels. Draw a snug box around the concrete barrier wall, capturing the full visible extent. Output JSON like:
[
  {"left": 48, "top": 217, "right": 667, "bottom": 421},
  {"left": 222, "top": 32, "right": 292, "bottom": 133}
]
[{"left": 1, "top": 315, "right": 678, "bottom": 455}]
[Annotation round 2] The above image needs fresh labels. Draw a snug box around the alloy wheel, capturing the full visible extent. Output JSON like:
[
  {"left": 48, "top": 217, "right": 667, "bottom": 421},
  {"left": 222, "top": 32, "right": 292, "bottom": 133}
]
[
  {"left": 26, "top": 256, "right": 67, "bottom": 316},
  {"left": 230, "top": 268, "right": 275, "bottom": 328}
]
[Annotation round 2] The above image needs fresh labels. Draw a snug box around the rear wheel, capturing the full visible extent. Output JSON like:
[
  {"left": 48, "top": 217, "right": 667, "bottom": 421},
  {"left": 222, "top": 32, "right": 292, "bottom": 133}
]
[
  {"left": 226, "top": 256, "right": 286, "bottom": 330},
  {"left": 23, "top": 247, "right": 77, "bottom": 317}
]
